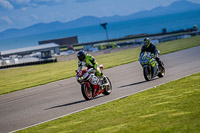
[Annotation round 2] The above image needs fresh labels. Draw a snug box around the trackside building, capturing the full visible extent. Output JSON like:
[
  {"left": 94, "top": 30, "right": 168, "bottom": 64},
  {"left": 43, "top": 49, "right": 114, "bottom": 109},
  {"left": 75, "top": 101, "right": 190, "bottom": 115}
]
[
  {"left": 38, "top": 36, "right": 78, "bottom": 48},
  {"left": 0, "top": 43, "right": 60, "bottom": 67},
  {"left": 1, "top": 43, "right": 60, "bottom": 58}
]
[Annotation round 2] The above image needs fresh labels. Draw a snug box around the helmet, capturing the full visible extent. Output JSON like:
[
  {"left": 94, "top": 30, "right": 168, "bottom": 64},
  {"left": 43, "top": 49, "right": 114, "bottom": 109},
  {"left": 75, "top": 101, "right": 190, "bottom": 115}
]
[
  {"left": 77, "top": 50, "right": 86, "bottom": 61},
  {"left": 144, "top": 38, "right": 150, "bottom": 48}
]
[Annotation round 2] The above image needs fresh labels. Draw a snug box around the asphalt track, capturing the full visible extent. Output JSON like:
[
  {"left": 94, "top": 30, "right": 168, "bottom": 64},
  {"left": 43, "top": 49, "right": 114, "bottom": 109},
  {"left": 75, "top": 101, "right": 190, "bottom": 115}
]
[{"left": 0, "top": 47, "right": 200, "bottom": 133}]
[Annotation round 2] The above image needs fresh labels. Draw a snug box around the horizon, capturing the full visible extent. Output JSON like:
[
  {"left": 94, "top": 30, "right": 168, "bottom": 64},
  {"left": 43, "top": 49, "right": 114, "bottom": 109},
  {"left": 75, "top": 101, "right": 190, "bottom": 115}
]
[
  {"left": 0, "top": 9, "right": 200, "bottom": 51},
  {"left": 1, "top": 0, "right": 200, "bottom": 32}
]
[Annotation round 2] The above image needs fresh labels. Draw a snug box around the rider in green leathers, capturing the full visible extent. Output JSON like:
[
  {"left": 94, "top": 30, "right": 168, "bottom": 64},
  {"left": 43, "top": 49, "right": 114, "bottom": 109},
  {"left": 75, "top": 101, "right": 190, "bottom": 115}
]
[{"left": 77, "top": 50, "right": 103, "bottom": 78}]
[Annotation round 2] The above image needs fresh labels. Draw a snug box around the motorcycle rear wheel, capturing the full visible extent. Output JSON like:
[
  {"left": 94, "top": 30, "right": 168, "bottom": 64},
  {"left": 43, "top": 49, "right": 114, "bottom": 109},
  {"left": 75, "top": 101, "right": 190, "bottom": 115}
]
[
  {"left": 81, "top": 84, "right": 93, "bottom": 100},
  {"left": 158, "top": 67, "right": 165, "bottom": 78},
  {"left": 158, "top": 61, "right": 165, "bottom": 78}
]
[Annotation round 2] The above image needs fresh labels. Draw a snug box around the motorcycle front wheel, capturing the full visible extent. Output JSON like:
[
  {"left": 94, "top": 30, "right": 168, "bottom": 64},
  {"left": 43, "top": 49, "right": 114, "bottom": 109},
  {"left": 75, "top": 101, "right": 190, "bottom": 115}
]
[
  {"left": 102, "top": 77, "right": 112, "bottom": 95},
  {"left": 81, "top": 84, "right": 93, "bottom": 100},
  {"left": 143, "top": 66, "right": 152, "bottom": 81}
]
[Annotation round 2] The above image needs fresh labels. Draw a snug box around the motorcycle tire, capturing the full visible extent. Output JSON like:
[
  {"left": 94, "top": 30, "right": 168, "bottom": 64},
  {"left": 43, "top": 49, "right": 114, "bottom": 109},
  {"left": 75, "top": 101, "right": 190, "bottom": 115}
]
[
  {"left": 102, "top": 77, "right": 112, "bottom": 95},
  {"left": 143, "top": 66, "right": 152, "bottom": 81},
  {"left": 81, "top": 84, "right": 93, "bottom": 100}
]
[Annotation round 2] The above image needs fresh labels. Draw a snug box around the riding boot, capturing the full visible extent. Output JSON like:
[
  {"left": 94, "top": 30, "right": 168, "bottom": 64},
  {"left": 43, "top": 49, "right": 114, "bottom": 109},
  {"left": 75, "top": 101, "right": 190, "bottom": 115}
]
[{"left": 156, "top": 57, "right": 163, "bottom": 68}]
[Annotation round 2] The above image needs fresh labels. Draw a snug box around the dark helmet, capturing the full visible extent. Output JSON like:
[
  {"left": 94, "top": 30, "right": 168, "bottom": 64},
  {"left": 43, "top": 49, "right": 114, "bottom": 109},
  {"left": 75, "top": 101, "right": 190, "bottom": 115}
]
[
  {"left": 77, "top": 50, "right": 86, "bottom": 61},
  {"left": 144, "top": 38, "right": 151, "bottom": 48}
]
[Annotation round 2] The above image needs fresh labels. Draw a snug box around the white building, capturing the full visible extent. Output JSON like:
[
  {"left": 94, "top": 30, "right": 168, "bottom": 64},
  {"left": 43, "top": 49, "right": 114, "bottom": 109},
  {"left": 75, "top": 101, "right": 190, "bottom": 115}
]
[{"left": 0, "top": 43, "right": 60, "bottom": 66}]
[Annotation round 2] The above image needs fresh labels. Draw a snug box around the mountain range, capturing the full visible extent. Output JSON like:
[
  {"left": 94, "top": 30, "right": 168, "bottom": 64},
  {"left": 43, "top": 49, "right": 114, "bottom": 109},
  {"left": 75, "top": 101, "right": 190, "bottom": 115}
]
[{"left": 1, "top": 0, "right": 200, "bottom": 40}]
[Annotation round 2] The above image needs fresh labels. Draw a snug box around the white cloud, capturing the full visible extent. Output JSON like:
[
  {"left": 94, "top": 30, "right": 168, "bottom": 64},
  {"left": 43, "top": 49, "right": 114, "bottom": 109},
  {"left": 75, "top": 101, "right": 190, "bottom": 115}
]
[
  {"left": 21, "top": 7, "right": 27, "bottom": 10},
  {"left": 31, "top": 14, "right": 39, "bottom": 20},
  {"left": 75, "top": 0, "right": 91, "bottom": 2},
  {"left": 0, "top": 0, "right": 198, "bottom": 32},
  {"left": 188, "top": 0, "right": 200, "bottom": 4},
  {"left": 1, "top": 16, "right": 13, "bottom": 24},
  {"left": 36, "top": 0, "right": 50, "bottom": 1},
  {"left": 34, "top": 0, "right": 60, "bottom": 2},
  {"left": 14, "top": 0, "right": 30, "bottom": 3},
  {"left": 0, "top": 0, "right": 14, "bottom": 9}
]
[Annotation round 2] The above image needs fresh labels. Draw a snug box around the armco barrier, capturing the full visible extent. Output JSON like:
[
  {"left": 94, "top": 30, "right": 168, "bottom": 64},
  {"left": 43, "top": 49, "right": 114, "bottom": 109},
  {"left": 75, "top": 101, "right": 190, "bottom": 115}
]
[{"left": 0, "top": 58, "right": 57, "bottom": 69}]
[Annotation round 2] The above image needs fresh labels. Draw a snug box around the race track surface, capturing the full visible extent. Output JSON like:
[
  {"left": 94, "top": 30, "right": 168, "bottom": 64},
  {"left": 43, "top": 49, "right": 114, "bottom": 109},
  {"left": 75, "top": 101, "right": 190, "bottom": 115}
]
[{"left": 0, "top": 47, "right": 200, "bottom": 133}]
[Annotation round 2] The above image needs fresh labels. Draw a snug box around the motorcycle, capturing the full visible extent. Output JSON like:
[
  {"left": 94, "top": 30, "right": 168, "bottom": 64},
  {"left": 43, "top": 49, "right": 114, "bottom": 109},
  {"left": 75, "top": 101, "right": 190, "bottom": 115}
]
[
  {"left": 139, "top": 52, "right": 165, "bottom": 81},
  {"left": 76, "top": 65, "right": 112, "bottom": 100}
]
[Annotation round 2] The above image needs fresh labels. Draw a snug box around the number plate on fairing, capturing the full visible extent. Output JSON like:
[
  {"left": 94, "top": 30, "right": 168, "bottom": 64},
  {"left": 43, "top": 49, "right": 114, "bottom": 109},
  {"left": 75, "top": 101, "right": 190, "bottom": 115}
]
[{"left": 89, "top": 75, "right": 99, "bottom": 85}]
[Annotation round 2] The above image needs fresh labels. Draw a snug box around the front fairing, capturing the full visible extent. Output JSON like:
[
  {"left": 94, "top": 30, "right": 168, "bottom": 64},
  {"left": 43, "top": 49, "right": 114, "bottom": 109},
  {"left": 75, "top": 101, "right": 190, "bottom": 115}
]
[
  {"left": 139, "top": 52, "right": 152, "bottom": 66},
  {"left": 76, "top": 69, "right": 89, "bottom": 83}
]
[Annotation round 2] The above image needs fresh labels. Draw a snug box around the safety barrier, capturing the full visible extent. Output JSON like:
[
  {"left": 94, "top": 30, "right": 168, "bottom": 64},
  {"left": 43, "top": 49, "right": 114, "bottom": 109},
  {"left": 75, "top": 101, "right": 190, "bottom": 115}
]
[{"left": 0, "top": 58, "right": 57, "bottom": 69}]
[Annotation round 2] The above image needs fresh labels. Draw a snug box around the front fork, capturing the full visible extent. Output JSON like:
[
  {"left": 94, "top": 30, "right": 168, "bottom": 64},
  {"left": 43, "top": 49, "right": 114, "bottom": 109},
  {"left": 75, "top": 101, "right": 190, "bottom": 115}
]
[{"left": 144, "top": 65, "right": 152, "bottom": 78}]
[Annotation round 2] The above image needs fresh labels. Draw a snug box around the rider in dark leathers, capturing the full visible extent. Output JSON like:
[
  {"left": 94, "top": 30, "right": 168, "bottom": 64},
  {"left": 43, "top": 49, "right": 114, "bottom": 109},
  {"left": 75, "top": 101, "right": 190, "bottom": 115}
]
[{"left": 140, "top": 38, "right": 163, "bottom": 67}]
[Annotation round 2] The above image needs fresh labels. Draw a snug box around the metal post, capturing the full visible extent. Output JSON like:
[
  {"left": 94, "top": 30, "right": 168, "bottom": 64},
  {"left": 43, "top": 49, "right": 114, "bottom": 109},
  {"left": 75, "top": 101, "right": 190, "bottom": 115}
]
[
  {"left": 100, "top": 23, "right": 110, "bottom": 48},
  {"left": 105, "top": 28, "right": 109, "bottom": 42}
]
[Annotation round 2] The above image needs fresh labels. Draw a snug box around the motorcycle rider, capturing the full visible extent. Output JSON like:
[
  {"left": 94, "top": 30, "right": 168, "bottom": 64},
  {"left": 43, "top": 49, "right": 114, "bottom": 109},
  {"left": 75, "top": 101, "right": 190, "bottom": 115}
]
[
  {"left": 140, "top": 38, "right": 163, "bottom": 68},
  {"left": 77, "top": 50, "right": 104, "bottom": 89}
]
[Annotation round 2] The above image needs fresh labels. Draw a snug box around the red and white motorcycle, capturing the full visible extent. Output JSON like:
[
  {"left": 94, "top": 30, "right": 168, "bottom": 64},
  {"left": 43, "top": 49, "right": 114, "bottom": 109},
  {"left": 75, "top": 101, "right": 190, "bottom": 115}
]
[{"left": 76, "top": 65, "right": 112, "bottom": 100}]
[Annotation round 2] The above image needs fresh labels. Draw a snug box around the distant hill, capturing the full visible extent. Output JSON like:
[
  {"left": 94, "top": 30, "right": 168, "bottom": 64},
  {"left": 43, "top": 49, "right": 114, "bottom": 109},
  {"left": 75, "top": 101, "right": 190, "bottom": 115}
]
[
  {"left": 121, "top": 0, "right": 200, "bottom": 20},
  {"left": 0, "top": 0, "right": 200, "bottom": 40}
]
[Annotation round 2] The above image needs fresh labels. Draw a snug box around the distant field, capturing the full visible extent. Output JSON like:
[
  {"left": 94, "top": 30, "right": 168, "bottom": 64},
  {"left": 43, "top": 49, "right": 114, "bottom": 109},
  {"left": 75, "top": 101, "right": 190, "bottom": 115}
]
[
  {"left": 17, "top": 72, "right": 200, "bottom": 133},
  {"left": 0, "top": 35, "right": 200, "bottom": 95}
]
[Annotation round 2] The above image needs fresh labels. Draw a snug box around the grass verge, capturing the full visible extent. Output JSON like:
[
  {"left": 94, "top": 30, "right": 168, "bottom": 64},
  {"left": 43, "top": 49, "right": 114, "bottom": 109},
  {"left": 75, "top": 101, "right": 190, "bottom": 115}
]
[
  {"left": 17, "top": 72, "right": 200, "bottom": 133},
  {"left": 1, "top": 35, "right": 200, "bottom": 95}
]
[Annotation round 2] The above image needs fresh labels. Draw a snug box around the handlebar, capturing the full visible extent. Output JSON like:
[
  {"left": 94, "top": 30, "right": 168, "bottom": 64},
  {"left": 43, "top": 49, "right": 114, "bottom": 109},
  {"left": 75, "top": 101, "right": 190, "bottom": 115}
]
[
  {"left": 88, "top": 68, "right": 95, "bottom": 74},
  {"left": 75, "top": 68, "right": 95, "bottom": 74}
]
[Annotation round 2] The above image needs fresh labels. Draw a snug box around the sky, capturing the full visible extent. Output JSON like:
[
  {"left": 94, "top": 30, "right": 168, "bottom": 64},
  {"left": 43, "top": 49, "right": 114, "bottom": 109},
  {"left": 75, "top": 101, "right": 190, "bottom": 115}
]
[{"left": 0, "top": 0, "right": 200, "bottom": 32}]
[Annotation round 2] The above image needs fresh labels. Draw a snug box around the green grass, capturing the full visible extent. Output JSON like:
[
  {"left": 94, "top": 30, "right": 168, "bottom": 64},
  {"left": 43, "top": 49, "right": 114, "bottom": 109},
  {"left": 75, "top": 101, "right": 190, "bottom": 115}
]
[
  {"left": 74, "top": 45, "right": 84, "bottom": 50},
  {"left": 1, "top": 35, "right": 200, "bottom": 95},
  {"left": 17, "top": 72, "right": 200, "bottom": 133}
]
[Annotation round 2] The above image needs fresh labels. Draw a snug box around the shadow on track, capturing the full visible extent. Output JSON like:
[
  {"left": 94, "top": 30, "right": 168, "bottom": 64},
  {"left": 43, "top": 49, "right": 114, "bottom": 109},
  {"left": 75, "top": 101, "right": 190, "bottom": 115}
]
[
  {"left": 45, "top": 95, "right": 104, "bottom": 110},
  {"left": 119, "top": 81, "right": 146, "bottom": 88},
  {"left": 119, "top": 78, "right": 158, "bottom": 88},
  {"left": 45, "top": 100, "right": 86, "bottom": 110}
]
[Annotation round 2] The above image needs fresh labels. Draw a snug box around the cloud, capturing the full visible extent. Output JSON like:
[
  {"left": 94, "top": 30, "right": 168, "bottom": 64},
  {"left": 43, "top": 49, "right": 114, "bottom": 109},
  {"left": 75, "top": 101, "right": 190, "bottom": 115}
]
[
  {"left": 188, "top": 0, "right": 200, "bottom": 4},
  {"left": 1, "top": 16, "right": 13, "bottom": 24},
  {"left": 29, "top": 0, "right": 65, "bottom": 7},
  {"left": 14, "top": 0, "right": 30, "bottom": 3},
  {"left": 75, "top": 0, "right": 93, "bottom": 2},
  {"left": 31, "top": 14, "right": 39, "bottom": 20},
  {"left": 32, "top": 0, "right": 64, "bottom": 4},
  {"left": 2, "top": 0, "right": 64, "bottom": 10},
  {"left": 9, "top": 0, "right": 30, "bottom": 9},
  {"left": 21, "top": 7, "right": 27, "bottom": 10},
  {"left": 0, "top": 0, "right": 14, "bottom": 9}
]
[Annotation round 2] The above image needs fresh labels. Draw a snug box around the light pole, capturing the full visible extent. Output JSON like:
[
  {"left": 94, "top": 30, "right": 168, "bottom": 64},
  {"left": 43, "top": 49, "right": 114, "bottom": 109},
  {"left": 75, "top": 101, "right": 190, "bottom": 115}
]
[{"left": 100, "top": 23, "right": 110, "bottom": 48}]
